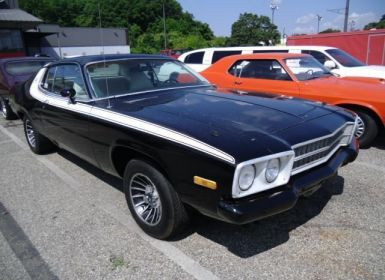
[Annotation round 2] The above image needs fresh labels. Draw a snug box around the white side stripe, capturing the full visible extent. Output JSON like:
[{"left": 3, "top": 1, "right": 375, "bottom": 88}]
[{"left": 30, "top": 69, "right": 235, "bottom": 164}]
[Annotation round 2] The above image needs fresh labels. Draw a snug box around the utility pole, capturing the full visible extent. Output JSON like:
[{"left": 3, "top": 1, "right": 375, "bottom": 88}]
[
  {"left": 343, "top": 0, "right": 350, "bottom": 32},
  {"left": 270, "top": 3, "right": 279, "bottom": 24},
  {"left": 162, "top": 0, "right": 167, "bottom": 50},
  {"left": 327, "top": 0, "right": 350, "bottom": 32},
  {"left": 316, "top": 14, "right": 322, "bottom": 33}
]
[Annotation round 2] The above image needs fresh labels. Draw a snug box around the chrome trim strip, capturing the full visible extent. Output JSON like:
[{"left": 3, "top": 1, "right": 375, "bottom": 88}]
[
  {"left": 291, "top": 122, "right": 353, "bottom": 149},
  {"left": 291, "top": 142, "right": 343, "bottom": 175},
  {"left": 291, "top": 122, "right": 355, "bottom": 175},
  {"left": 293, "top": 132, "right": 347, "bottom": 162}
]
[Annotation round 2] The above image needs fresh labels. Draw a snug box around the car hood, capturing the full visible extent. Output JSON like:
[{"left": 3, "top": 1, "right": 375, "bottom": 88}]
[
  {"left": 106, "top": 87, "right": 352, "bottom": 163},
  {"left": 306, "top": 75, "right": 385, "bottom": 93},
  {"left": 337, "top": 65, "right": 385, "bottom": 79}
]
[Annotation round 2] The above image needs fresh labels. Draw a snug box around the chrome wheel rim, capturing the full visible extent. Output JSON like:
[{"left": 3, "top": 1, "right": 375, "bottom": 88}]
[
  {"left": 25, "top": 119, "right": 36, "bottom": 148},
  {"left": 129, "top": 173, "right": 162, "bottom": 226},
  {"left": 1, "top": 100, "right": 7, "bottom": 118},
  {"left": 355, "top": 116, "right": 365, "bottom": 139}
]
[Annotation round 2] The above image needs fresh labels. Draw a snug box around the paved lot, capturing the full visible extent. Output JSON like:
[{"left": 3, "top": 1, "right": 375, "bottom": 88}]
[{"left": 0, "top": 117, "right": 384, "bottom": 280}]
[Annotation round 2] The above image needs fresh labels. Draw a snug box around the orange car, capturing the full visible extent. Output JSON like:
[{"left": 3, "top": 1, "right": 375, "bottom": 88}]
[{"left": 201, "top": 53, "right": 385, "bottom": 147}]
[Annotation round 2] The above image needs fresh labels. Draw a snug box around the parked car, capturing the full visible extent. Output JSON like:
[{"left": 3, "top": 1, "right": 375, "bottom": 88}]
[
  {"left": 201, "top": 53, "right": 385, "bottom": 147},
  {"left": 178, "top": 46, "right": 385, "bottom": 79},
  {"left": 12, "top": 54, "right": 358, "bottom": 239},
  {"left": 0, "top": 56, "right": 55, "bottom": 119}
]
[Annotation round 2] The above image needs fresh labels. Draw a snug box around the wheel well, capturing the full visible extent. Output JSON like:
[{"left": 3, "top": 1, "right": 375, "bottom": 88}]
[
  {"left": 17, "top": 111, "right": 25, "bottom": 120},
  {"left": 111, "top": 146, "right": 169, "bottom": 179},
  {"left": 337, "top": 104, "right": 384, "bottom": 130}
]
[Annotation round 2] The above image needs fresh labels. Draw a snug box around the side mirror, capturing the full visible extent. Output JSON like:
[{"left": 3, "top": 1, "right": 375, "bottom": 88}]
[
  {"left": 324, "top": 60, "right": 337, "bottom": 70},
  {"left": 60, "top": 88, "right": 76, "bottom": 104}
]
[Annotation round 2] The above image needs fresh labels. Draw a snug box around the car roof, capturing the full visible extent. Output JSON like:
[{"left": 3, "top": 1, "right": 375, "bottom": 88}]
[
  {"left": 220, "top": 52, "right": 310, "bottom": 61},
  {"left": 55, "top": 54, "right": 175, "bottom": 66},
  {"left": 178, "top": 46, "right": 337, "bottom": 59}
]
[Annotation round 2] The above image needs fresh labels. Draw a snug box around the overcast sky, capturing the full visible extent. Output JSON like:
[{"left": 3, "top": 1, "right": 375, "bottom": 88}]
[{"left": 176, "top": 0, "right": 384, "bottom": 36}]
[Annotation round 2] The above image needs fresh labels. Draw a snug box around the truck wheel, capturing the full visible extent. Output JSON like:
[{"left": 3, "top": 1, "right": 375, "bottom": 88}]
[
  {"left": 1, "top": 97, "right": 17, "bottom": 120},
  {"left": 23, "top": 116, "right": 55, "bottom": 154},
  {"left": 123, "top": 159, "right": 189, "bottom": 239},
  {"left": 354, "top": 109, "right": 378, "bottom": 148}
]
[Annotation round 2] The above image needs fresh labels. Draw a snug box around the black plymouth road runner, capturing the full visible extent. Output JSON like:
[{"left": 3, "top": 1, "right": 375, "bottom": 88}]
[{"left": 10, "top": 54, "right": 359, "bottom": 239}]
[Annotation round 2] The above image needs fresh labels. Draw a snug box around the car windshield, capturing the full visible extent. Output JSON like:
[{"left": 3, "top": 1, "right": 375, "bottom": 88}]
[
  {"left": 325, "top": 48, "right": 365, "bottom": 67},
  {"left": 5, "top": 60, "right": 52, "bottom": 75},
  {"left": 284, "top": 56, "right": 332, "bottom": 81},
  {"left": 86, "top": 59, "right": 209, "bottom": 98}
]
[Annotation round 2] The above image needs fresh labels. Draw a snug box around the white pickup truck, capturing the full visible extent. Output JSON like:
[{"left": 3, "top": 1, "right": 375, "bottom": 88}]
[{"left": 178, "top": 46, "right": 385, "bottom": 79}]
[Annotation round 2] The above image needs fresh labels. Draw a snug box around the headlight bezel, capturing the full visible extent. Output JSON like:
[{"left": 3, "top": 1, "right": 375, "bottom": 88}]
[{"left": 232, "top": 151, "right": 295, "bottom": 199}]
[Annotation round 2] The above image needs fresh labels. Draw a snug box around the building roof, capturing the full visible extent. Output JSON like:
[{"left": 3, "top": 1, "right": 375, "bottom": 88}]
[
  {"left": 0, "top": 8, "right": 42, "bottom": 22},
  {"left": 55, "top": 54, "right": 174, "bottom": 66},
  {"left": 41, "top": 27, "right": 128, "bottom": 47}
]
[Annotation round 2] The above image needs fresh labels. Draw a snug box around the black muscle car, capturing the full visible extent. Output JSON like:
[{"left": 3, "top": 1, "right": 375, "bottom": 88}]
[{"left": 10, "top": 54, "right": 359, "bottom": 239}]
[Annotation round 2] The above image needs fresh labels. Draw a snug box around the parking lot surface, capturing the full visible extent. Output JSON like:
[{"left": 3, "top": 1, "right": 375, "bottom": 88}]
[{"left": 0, "top": 118, "right": 384, "bottom": 280}]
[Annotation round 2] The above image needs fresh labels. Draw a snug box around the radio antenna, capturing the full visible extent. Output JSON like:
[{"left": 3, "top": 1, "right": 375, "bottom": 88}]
[{"left": 98, "top": 2, "right": 111, "bottom": 108}]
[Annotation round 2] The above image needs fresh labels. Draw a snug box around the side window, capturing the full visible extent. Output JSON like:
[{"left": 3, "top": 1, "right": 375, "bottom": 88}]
[
  {"left": 302, "top": 50, "right": 330, "bottom": 65},
  {"left": 184, "top": 51, "right": 204, "bottom": 64},
  {"left": 229, "top": 59, "right": 290, "bottom": 80},
  {"left": 228, "top": 60, "right": 247, "bottom": 77},
  {"left": 212, "top": 50, "right": 242, "bottom": 64},
  {"left": 43, "top": 65, "right": 88, "bottom": 100}
]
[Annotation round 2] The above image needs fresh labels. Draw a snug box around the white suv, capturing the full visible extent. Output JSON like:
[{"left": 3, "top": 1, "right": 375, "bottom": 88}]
[{"left": 178, "top": 46, "right": 385, "bottom": 79}]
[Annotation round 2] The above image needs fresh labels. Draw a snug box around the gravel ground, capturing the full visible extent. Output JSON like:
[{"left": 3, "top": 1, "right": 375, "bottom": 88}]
[{"left": 0, "top": 118, "right": 384, "bottom": 280}]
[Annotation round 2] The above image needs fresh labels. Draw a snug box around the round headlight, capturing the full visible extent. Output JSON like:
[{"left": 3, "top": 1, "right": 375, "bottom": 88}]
[
  {"left": 238, "top": 165, "right": 255, "bottom": 191},
  {"left": 265, "top": 158, "right": 280, "bottom": 183}
]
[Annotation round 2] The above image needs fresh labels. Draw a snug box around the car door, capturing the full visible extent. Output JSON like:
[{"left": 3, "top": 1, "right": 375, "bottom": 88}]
[
  {"left": 39, "top": 63, "right": 96, "bottom": 164},
  {"left": 231, "top": 59, "right": 300, "bottom": 96}
]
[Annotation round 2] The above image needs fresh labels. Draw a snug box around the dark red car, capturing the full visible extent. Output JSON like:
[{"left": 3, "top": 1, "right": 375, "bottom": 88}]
[{"left": 0, "top": 56, "right": 54, "bottom": 119}]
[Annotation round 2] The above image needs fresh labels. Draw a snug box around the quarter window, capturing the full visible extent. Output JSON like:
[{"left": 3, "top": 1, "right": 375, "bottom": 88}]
[
  {"left": 229, "top": 59, "right": 291, "bottom": 81},
  {"left": 184, "top": 51, "right": 204, "bottom": 64},
  {"left": 211, "top": 50, "right": 242, "bottom": 64},
  {"left": 42, "top": 65, "right": 88, "bottom": 100}
]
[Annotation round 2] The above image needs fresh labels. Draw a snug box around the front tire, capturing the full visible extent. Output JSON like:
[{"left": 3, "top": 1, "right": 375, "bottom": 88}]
[
  {"left": 23, "top": 116, "right": 55, "bottom": 154},
  {"left": 123, "top": 160, "right": 189, "bottom": 239},
  {"left": 354, "top": 110, "right": 378, "bottom": 148},
  {"left": 1, "top": 97, "right": 17, "bottom": 120}
]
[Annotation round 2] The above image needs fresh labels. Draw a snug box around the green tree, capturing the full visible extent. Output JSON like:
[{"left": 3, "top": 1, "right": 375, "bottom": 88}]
[
  {"left": 209, "top": 36, "right": 228, "bottom": 47},
  {"left": 319, "top": 28, "right": 341, "bottom": 34},
  {"left": 19, "top": 0, "right": 216, "bottom": 53},
  {"left": 364, "top": 14, "right": 385, "bottom": 30},
  {"left": 229, "top": 13, "right": 280, "bottom": 46}
]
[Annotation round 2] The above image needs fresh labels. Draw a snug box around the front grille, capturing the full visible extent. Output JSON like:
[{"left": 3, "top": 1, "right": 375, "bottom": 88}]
[{"left": 291, "top": 122, "right": 355, "bottom": 175}]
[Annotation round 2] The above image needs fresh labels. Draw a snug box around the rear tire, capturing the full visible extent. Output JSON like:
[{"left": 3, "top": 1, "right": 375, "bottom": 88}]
[
  {"left": 354, "top": 110, "right": 378, "bottom": 148},
  {"left": 23, "top": 116, "right": 55, "bottom": 154},
  {"left": 123, "top": 159, "right": 189, "bottom": 239},
  {"left": 1, "top": 97, "right": 17, "bottom": 120}
]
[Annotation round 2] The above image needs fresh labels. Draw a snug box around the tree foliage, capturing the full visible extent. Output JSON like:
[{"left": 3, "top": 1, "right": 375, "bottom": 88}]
[
  {"left": 229, "top": 13, "right": 280, "bottom": 46},
  {"left": 19, "top": 0, "right": 216, "bottom": 53},
  {"left": 19, "top": 1, "right": 280, "bottom": 52},
  {"left": 319, "top": 28, "right": 341, "bottom": 34},
  {"left": 364, "top": 14, "right": 385, "bottom": 30}
]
